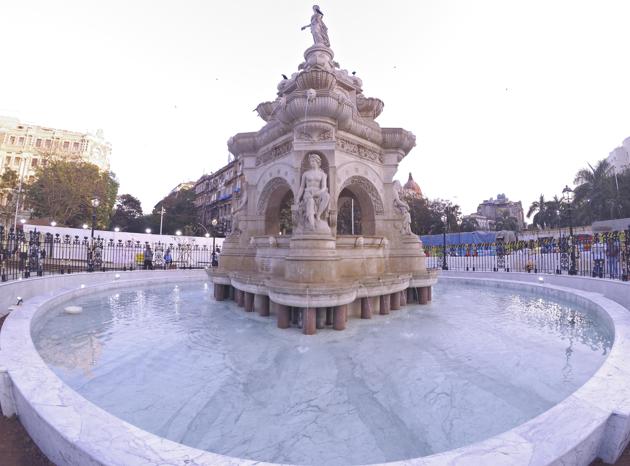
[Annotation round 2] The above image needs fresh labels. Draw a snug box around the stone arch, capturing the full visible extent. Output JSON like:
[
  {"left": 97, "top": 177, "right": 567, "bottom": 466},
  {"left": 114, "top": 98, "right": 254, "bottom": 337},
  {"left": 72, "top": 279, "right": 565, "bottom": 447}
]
[
  {"left": 337, "top": 176, "right": 383, "bottom": 235},
  {"left": 257, "top": 177, "right": 294, "bottom": 235}
]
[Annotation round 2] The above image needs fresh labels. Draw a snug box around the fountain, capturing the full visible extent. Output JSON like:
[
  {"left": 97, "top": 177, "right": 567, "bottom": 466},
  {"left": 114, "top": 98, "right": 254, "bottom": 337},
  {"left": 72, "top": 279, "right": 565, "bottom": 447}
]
[
  {"left": 2, "top": 7, "right": 630, "bottom": 466},
  {"left": 209, "top": 6, "right": 438, "bottom": 332}
]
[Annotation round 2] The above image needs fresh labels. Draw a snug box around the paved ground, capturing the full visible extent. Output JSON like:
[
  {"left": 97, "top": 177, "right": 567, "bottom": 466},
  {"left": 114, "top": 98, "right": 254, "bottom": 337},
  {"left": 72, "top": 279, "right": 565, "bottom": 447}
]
[{"left": 1, "top": 312, "right": 630, "bottom": 466}]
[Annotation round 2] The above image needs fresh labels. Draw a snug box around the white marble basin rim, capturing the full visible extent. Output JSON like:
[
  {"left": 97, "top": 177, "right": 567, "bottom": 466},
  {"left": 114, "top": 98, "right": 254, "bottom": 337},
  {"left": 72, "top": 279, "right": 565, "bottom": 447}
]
[{"left": 1, "top": 272, "right": 630, "bottom": 465}]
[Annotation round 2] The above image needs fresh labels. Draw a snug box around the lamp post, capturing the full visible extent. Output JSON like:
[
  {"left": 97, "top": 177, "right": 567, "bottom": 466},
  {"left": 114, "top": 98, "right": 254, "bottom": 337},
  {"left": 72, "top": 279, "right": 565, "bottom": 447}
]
[
  {"left": 159, "top": 207, "right": 166, "bottom": 235},
  {"left": 90, "top": 198, "right": 100, "bottom": 240},
  {"left": 441, "top": 212, "right": 448, "bottom": 270},
  {"left": 211, "top": 218, "right": 218, "bottom": 266},
  {"left": 88, "top": 198, "right": 99, "bottom": 272},
  {"left": 562, "top": 185, "right": 577, "bottom": 276}
]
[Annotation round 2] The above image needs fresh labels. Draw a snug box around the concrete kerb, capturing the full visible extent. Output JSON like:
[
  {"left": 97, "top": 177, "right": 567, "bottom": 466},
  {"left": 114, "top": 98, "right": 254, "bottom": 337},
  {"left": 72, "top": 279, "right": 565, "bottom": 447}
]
[{"left": 0, "top": 271, "right": 629, "bottom": 465}]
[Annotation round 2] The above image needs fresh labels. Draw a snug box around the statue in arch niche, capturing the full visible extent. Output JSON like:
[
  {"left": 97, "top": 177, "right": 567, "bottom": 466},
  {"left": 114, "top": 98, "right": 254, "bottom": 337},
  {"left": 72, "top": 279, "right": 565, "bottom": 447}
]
[{"left": 295, "top": 153, "right": 331, "bottom": 234}]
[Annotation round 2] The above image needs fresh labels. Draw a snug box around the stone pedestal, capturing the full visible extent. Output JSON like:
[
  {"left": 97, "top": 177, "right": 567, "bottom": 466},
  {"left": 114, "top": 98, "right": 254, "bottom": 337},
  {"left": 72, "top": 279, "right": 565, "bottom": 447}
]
[
  {"left": 390, "top": 292, "right": 401, "bottom": 310},
  {"left": 285, "top": 235, "right": 339, "bottom": 283},
  {"left": 428, "top": 286, "right": 432, "bottom": 301},
  {"left": 419, "top": 287, "right": 429, "bottom": 305},
  {"left": 276, "top": 303, "right": 290, "bottom": 329},
  {"left": 400, "top": 289, "right": 407, "bottom": 306},
  {"left": 236, "top": 289, "right": 244, "bottom": 307},
  {"left": 316, "top": 308, "right": 326, "bottom": 329},
  {"left": 379, "top": 294, "right": 390, "bottom": 315},
  {"left": 325, "top": 307, "right": 333, "bottom": 326},
  {"left": 255, "top": 295, "right": 270, "bottom": 316},
  {"left": 303, "top": 308, "right": 316, "bottom": 335},
  {"left": 333, "top": 305, "right": 347, "bottom": 330},
  {"left": 361, "top": 297, "right": 371, "bottom": 319},
  {"left": 214, "top": 284, "right": 226, "bottom": 301},
  {"left": 244, "top": 292, "right": 255, "bottom": 312}
]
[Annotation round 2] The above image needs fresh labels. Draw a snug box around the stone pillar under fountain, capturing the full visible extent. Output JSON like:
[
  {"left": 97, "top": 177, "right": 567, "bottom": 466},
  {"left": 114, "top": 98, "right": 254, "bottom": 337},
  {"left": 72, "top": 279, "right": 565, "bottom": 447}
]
[{"left": 208, "top": 5, "right": 439, "bottom": 334}]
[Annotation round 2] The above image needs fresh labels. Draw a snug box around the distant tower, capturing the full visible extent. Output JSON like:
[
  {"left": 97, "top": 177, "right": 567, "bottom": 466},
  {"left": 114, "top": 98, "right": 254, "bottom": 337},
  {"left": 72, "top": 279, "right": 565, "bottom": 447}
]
[{"left": 403, "top": 172, "right": 423, "bottom": 199}]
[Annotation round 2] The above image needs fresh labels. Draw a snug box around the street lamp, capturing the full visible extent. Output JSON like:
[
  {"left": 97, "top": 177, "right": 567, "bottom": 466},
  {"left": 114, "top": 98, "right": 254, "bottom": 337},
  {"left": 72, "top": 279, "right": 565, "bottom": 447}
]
[
  {"left": 82, "top": 223, "right": 88, "bottom": 230},
  {"left": 87, "top": 198, "right": 100, "bottom": 272},
  {"left": 50, "top": 221, "right": 57, "bottom": 227},
  {"left": 562, "top": 185, "right": 577, "bottom": 276},
  {"left": 175, "top": 230, "right": 182, "bottom": 236},
  {"left": 211, "top": 218, "right": 218, "bottom": 266},
  {"left": 441, "top": 212, "right": 448, "bottom": 270},
  {"left": 114, "top": 227, "right": 120, "bottom": 232},
  {"left": 90, "top": 198, "right": 100, "bottom": 239}
]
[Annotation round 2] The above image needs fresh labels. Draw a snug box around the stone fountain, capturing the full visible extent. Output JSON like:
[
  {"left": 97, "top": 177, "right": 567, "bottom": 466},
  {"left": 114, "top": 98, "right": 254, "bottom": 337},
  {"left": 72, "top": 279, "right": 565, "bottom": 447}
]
[{"left": 208, "top": 5, "right": 439, "bottom": 333}]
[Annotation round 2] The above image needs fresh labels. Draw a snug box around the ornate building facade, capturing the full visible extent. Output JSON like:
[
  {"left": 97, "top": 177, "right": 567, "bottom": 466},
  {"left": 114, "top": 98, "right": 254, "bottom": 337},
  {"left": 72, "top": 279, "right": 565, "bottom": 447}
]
[
  {"left": 474, "top": 193, "right": 525, "bottom": 229},
  {"left": 0, "top": 116, "right": 111, "bottom": 208},
  {"left": 193, "top": 156, "right": 244, "bottom": 235},
  {"left": 606, "top": 137, "right": 630, "bottom": 175}
]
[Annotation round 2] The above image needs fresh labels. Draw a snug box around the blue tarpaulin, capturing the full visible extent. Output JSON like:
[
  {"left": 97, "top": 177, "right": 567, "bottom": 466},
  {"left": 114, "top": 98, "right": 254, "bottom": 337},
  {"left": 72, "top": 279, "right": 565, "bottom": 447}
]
[{"left": 420, "top": 231, "right": 497, "bottom": 247}]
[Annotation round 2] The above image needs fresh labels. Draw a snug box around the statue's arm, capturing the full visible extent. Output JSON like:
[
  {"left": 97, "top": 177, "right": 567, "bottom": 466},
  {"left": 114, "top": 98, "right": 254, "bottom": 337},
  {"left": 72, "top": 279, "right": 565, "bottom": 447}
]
[
  {"left": 301, "top": 24, "right": 310, "bottom": 30},
  {"left": 320, "top": 173, "right": 328, "bottom": 192}
]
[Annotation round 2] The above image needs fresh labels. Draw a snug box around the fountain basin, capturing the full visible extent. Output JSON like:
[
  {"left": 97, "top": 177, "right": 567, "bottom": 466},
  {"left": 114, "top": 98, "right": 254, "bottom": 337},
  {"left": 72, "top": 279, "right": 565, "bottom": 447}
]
[{"left": 1, "top": 271, "right": 630, "bottom": 465}]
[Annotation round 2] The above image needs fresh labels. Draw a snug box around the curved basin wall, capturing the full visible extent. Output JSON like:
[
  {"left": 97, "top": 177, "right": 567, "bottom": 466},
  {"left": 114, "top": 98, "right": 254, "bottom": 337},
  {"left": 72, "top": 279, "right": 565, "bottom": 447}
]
[{"left": 0, "top": 272, "right": 630, "bottom": 465}]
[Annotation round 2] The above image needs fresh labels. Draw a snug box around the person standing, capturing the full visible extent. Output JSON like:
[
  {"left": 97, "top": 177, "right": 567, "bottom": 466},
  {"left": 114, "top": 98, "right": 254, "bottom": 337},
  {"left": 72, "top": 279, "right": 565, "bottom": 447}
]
[
  {"left": 144, "top": 244, "right": 154, "bottom": 270},
  {"left": 606, "top": 237, "right": 620, "bottom": 279}
]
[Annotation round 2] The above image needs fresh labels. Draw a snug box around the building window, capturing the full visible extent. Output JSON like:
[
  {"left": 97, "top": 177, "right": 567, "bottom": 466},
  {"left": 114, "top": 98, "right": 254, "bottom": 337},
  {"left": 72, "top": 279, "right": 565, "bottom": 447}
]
[
  {"left": 45, "top": 139, "right": 52, "bottom": 148},
  {"left": 73, "top": 142, "right": 79, "bottom": 151},
  {"left": 63, "top": 141, "right": 70, "bottom": 150},
  {"left": 18, "top": 137, "right": 25, "bottom": 145},
  {"left": 9, "top": 136, "right": 16, "bottom": 145},
  {"left": 31, "top": 158, "right": 38, "bottom": 168},
  {"left": 35, "top": 138, "right": 42, "bottom": 148}
]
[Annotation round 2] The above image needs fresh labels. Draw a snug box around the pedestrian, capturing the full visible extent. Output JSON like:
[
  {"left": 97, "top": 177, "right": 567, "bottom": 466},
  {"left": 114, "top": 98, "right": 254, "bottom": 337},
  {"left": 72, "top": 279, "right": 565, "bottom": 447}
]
[
  {"left": 591, "top": 238, "right": 605, "bottom": 278},
  {"left": 164, "top": 248, "right": 173, "bottom": 269},
  {"left": 144, "top": 244, "right": 154, "bottom": 270},
  {"left": 606, "top": 237, "right": 620, "bottom": 279}
]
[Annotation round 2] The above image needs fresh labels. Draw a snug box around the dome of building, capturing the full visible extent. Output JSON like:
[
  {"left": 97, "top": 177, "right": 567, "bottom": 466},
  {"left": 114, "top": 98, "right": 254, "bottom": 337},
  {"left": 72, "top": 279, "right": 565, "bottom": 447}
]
[{"left": 403, "top": 172, "right": 422, "bottom": 198}]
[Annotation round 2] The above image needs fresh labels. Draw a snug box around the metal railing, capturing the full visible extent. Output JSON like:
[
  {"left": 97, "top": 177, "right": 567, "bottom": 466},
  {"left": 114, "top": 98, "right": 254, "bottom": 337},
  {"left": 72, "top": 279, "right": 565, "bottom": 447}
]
[
  {"left": 424, "top": 229, "right": 630, "bottom": 281},
  {"left": 0, "top": 226, "right": 219, "bottom": 283}
]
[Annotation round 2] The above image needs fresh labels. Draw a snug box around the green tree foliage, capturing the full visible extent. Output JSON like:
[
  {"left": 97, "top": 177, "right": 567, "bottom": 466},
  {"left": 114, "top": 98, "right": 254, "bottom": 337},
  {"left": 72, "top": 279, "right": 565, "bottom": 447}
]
[
  {"left": 26, "top": 160, "right": 118, "bottom": 227},
  {"left": 406, "top": 196, "right": 461, "bottom": 235},
  {"left": 573, "top": 160, "right": 616, "bottom": 224},
  {"left": 137, "top": 187, "right": 197, "bottom": 235},
  {"left": 109, "top": 194, "right": 144, "bottom": 231},
  {"left": 0, "top": 168, "right": 20, "bottom": 227},
  {"left": 494, "top": 211, "right": 520, "bottom": 232}
]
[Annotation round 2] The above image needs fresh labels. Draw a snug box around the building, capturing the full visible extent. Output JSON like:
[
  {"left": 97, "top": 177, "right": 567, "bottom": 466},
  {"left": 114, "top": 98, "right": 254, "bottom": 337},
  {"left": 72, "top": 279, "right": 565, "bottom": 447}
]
[
  {"left": 402, "top": 172, "right": 423, "bottom": 199},
  {"left": 606, "top": 137, "right": 630, "bottom": 175},
  {"left": 475, "top": 193, "right": 525, "bottom": 229},
  {"left": 0, "top": 116, "right": 111, "bottom": 208},
  {"left": 463, "top": 212, "right": 492, "bottom": 230},
  {"left": 194, "top": 156, "right": 244, "bottom": 235}
]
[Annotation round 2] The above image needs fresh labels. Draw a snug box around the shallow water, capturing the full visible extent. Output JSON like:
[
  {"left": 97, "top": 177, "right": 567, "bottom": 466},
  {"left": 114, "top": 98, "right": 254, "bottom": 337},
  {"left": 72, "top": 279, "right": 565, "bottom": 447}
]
[{"left": 33, "top": 281, "right": 612, "bottom": 465}]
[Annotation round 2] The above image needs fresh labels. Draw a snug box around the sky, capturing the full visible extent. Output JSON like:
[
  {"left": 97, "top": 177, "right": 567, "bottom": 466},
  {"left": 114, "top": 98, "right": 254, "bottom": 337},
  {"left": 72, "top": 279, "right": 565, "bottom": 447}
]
[{"left": 1, "top": 0, "right": 629, "bottom": 215}]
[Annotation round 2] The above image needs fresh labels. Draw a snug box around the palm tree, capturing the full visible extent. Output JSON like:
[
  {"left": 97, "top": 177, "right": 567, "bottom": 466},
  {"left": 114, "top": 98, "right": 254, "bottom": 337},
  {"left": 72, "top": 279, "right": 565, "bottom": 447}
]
[
  {"left": 573, "top": 159, "right": 615, "bottom": 223},
  {"left": 527, "top": 194, "right": 548, "bottom": 229}
]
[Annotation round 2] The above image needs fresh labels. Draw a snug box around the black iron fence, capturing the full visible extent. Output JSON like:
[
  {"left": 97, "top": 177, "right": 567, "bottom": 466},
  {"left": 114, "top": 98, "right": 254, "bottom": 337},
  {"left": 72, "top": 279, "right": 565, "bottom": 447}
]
[
  {"left": 425, "top": 229, "right": 630, "bottom": 281},
  {"left": 0, "top": 226, "right": 219, "bottom": 283}
]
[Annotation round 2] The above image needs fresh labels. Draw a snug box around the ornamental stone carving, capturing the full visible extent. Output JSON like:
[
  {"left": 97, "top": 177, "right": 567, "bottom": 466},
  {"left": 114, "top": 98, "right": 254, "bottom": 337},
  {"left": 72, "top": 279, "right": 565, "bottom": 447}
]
[
  {"left": 341, "top": 176, "right": 384, "bottom": 215},
  {"left": 256, "top": 141, "right": 293, "bottom": 166},
  {"left": 336, "top": 138, "right": 383, "bottom": 163}
]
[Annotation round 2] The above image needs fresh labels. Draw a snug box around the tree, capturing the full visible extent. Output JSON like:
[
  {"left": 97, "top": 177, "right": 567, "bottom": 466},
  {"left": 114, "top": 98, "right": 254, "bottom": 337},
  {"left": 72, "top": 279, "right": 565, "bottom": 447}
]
[
  {"left": 110, "top": 194, "right": 144, "bottom": 231},
  {"left": 573, "top": 159, "right": 615, "bottom": 223},
  {"left": 494, "top": 211, "right": 520, "bottom": 232},
  {"left": 148, "top": 187, "right": 197, "bottom": 235},
  {"left": 26, "top": 160, "right": 118, "bottom": 227},
  {"left": 527, "top": 194, "right": 549, "bottom": 229},
  {"left": 0, "top": 168, "right": 19, "bottom": 227}
]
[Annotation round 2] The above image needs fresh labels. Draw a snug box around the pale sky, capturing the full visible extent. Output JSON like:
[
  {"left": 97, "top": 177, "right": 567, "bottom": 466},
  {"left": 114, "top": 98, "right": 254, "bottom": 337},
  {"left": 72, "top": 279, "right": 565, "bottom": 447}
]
[{"left": 1, "top": 0, "right": 629, "bottom": 215}]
